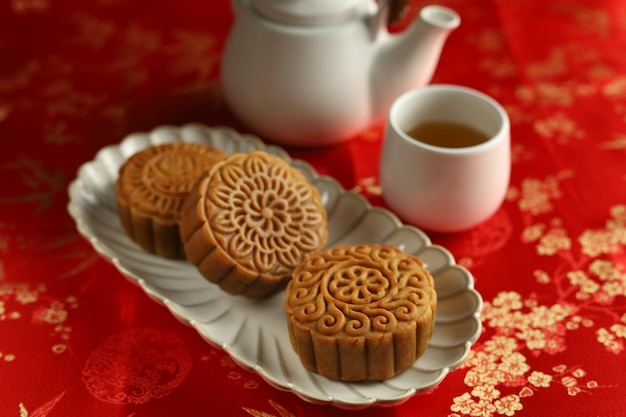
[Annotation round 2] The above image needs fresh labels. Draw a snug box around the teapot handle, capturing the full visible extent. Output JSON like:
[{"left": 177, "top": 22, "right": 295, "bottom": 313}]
[
  {"left": 386, "top": 0, "right": 409, "bottom": 25},
  {"left": 370, "top": 0, "right": 410, "bottom": 38}
]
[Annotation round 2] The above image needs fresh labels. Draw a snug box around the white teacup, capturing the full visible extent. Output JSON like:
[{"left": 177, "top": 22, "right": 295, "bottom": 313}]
[{"left": 379, "top": 84, "right": 511, "bottom": 233}]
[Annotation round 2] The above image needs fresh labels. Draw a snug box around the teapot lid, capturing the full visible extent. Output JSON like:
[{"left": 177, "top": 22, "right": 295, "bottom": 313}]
[{"left": 251, "top": 0, "right": 366, "bottom": 24}]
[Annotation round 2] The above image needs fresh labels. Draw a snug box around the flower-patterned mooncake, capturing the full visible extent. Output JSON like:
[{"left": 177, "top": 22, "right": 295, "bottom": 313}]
[
  {"left": 115, "top": 142, "right": 226, "bottom": 259},
  {"left": 284, "top": 244, "right": 437, "bottom": 381},
  {"left": 180, "top": 150, "right": 328, "bottom": 298}
]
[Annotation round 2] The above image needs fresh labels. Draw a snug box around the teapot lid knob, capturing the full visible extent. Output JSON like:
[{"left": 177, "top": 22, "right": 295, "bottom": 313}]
[{"left": 251, "top": 0, "right": 366, "bottom": 24}]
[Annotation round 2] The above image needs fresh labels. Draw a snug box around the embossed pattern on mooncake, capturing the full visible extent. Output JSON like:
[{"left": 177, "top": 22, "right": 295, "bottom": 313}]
[
  {"left": 284, "top": 244, "right": 437, "bottom": 381},
  {"left": 116, "top": 142, "right": 225, "bottom": 258},
  {"left": 180, "top": 150, "right": 328, "bottom": 298}
]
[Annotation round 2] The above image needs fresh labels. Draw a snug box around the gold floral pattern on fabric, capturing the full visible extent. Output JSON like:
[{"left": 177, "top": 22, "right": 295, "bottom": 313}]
[
  {"left": 1, "top": 0, "right": 626, "bottom": 414},
  {"left": 522, "top": 218, "right": 572, "bottom": 256},
  {"left": 579, "top": 205, "right": 626, "bottom": 257},
  {"left": 81, "top": 327, "right": 191, "bottom": 405},
  {"left": 243, "top": 400, "right": 297, "bottom": 417},
  {"left": 18, "top": 391, "right": 66, "bottom": 417},
  {"left": 603, "top": 76, "right": 626, "bottom": 99},
  {"left": 451, "top": 291, "right": 601, "bottom": 416},
  {"left": 207, "top": 151, "right": 326, "bottom": 273},
  {"left": 507, "top": 171, "right": 573, "bottom": 215},
  {"left": 352, "top": 176, "right": 382, "bottom": 196},
  {"left": 533, "top": 113, "right": 585, "bottom": 144},
  {"left": 448, "top": 204, "right": 626, "bottom": 416},
  {"left": 0, "top": 281, "right": 76, "bottom": 356},
  {"left": 0, "top": 155, "right": 65, "bottom": 214},
  {"left": 557, "top": 3, "right": 610, "bottom": 37},
  {"left": 200, "top": 347, "right": 261, "bottom": 391}
]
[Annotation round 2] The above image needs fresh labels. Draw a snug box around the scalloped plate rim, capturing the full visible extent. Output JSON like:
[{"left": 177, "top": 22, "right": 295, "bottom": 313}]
[{"left": 67, "top": 123, "right": 483, "bottom": 410}]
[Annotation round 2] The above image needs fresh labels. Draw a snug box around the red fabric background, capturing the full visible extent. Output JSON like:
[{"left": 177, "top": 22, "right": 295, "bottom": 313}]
[{"left": 1, "top": 0, "right": 626, "bottom": 416}]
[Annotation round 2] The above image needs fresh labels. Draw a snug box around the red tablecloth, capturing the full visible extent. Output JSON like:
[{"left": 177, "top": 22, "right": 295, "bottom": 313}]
[{"left": 2, "top": 0, "right": 626, "bottom": 415}]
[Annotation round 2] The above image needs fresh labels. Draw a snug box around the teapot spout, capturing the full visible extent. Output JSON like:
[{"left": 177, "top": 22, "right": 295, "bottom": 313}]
[{"left": 371, "top": 5, "right": 460, "bottom": 121}]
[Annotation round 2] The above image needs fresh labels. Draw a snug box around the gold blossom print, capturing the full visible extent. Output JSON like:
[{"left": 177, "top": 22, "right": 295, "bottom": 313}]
[
  {"left": 243, "top": 400, "right": 298, "bottom": 417},
  {"left": 522, "top": 218, "right": 572, "bottom": 256},
  {"left": 467, "top": 28, "right": 519, "bottom": 80},
  {"left": 18, "top": 391, "right": 66, "bottom": 417},
  {"left": 555, "top": 3, "right": 609, "bottom": 37},
  {"left": 0, "top": 281, "right": 77, "bottom": 356},
  {"left": 10, "top": 0, "right": 50, "bottom": 14},
  {"left": 166, "top": 30, "right": 219, "bottom": 79},
  {"left": 507, "top": 171, "right": 573, "bottom": 216},
  {"left": 451, "top": 292, "right": 600, "bottom": 417},
  {"left": 516, "top": 80, "right": 595, "bottom": 108},
  {"left": 449, "top": 205, "right": 626, "bottom": 416},
  {"left": 81, "top": 328, "right": 191, "bottom": 405},
  {"left": 180, "top": 150, "right": 327, "bottom": 298},
  {"left": 579, "top": 204, "right": 626, "bottom": 257},
  {"left": 0, "top": 155, "right": 65, "bottom": 215},
  {"left": 351, "top": 176, "right": 382, "bottom": 196},
  {"left": 598, "top": 134, "right": 626, "bottom": 150},
  {"left": 527, "top": 48, "right": 569, "bottom": 79},
  {"left": 533, "top": 112, "right": 585, "bottom": 144},
  {"left": 603, "top": 76, "right": 626, "bottom": 99},
  {"left": 284, "top": 244, "right": 436, "bottom": 381}
]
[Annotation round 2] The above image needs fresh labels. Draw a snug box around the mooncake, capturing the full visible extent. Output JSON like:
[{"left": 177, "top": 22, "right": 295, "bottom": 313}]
[
  {"left": 180, "top": 150, "right": 328, "bottom": 298},
  {"left": 284, "top": 244, "right": 437, "bottom": 381},
  {"left": 115, "top": 142, "right": 225, "bottom": 258}
]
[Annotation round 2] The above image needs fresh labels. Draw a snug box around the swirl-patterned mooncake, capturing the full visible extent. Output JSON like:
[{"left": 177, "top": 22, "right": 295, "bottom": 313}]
[
  {"left": 115, "top": 142, "right": 225, "bottom": 259},
  {"left": 179, "top": 150, "right": 328, "bottom": 298},
  {"left": 284, "top": 244, "right": 437, "bottom": 381}
]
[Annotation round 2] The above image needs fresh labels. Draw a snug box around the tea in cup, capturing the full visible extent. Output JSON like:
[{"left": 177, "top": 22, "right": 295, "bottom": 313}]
[{"left": 379, "top": 84, "right": 511, "bottom": 233}]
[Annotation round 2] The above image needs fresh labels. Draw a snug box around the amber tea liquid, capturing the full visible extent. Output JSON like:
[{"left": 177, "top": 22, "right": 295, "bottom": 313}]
[{"left": 406, "top": 121, "right": 490, "bottom": 148}]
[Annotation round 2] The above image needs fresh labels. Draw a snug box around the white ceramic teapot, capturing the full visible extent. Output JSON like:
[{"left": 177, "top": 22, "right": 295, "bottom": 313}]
[{"left": 221, "top": 0, "right": 460, "bottom": 147}]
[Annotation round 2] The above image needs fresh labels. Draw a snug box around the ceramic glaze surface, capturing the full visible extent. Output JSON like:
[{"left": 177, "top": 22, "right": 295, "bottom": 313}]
[
  {"left": 380, "top": 85, "right": 511, "bottom": 233},
  {"left": 221, "top": 0, "right": 460, "bottom": 146},
  {"left": 250, "top": 0, "right": 365, "bottom": 24}
]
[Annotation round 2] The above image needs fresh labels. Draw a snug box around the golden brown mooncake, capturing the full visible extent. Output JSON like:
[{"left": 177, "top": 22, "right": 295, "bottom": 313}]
[
  {"left": 115, "top": 142, "right": 226, "bottom": 259},
  {"left": 179, "top": 150, "right": 328, "bottom": 298},
  {"left": 284, "top": 244, "right": 437, "bottom": 382}
]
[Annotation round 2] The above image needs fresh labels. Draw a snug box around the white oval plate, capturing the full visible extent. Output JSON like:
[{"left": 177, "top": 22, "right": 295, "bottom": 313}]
[{"left": 67, "top": 124, "right": 483, "bottom": 409}]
